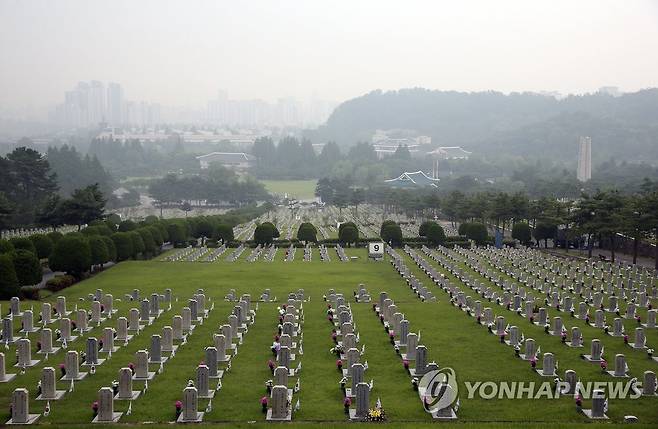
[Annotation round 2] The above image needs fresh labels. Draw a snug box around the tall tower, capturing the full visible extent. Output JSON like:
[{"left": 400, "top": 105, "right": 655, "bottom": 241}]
[{"left": 577, "top": 136, "right": 592, "bottom": 182}]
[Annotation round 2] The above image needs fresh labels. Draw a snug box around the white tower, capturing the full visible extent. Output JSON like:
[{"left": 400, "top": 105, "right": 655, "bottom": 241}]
[{"left": 577, "top": 136, "right": 592, "bottom": 182}]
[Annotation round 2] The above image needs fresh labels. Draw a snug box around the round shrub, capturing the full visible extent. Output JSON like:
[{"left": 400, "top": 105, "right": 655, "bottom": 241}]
[
  {"left": 129, "top": 231, "right": 145, "bottom": 257},
  {"left": 46, "top": 231, "right": 64, "bottom": 244},
  {"left": 381, "top": 221, "right": 403, "bottom": 246},
  {"left": 426, "top": 223, "right": 446, "bottom": 245},
  {"left": 29, "top": 234, "right": 54, "bottom": 259},
  {"left": 88, "top": 236, "right": 110, "bottom": 266},
  {"left": 100, "top": 236, "right": 117, "bottom": 262},
  {"left": 118, "top": 220, "right": 137, "bottom": 232},
  {"left": 339, "top": 225, "right": 359, "bottom": 246},
  {"left": 111, "top": 232, "right": 133, "bottom": 261},
  {"left": 48, "top": 235, "right": 92, "bottom": 277},
  {"left": 167, "top": 222, "right": 187, "bottom": 245},
  {"left": 0, "top": 253, "right": 20, "bottom": 299},
  {"left": 0, "top": 239, "right": 14, "bottom": 254},
  {"left": 147, "top": 225, "right": 163, "bottom": 247},
  {"left": 214, "top": 223, "right": 234, "bottom": 243},
  {"left": 137, "top": 228, "right": 156, "bottom": 254},
  {"left": 9, "top": 237, "right": 37, "bottom": 254},
  {"left": 297, "top": 222, "right": 317, "bottom": 243},
  {"left": 12, "top": 249, "right": 42, "bottom": 286},
  {"left": 254, "top": 223, "right": 275, "bottom": 245},
  {"left": 194, "top": 218, "right": 214, "bottom": 238}
]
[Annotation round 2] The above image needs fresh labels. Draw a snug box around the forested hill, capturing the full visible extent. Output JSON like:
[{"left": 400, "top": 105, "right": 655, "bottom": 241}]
[{"left": 308, "top": 88, "right": 658, "bottom": 163}]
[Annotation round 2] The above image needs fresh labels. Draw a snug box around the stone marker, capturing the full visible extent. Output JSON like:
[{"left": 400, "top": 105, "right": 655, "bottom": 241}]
[
  {"left": 21, "top": 310, "right": 39, "bottom": 333},
  {"left": 83, "top": 337, "right": 104, "bottom": 366},
  {"left": 16, "top": 338, "right": 40, "bottom": 367},
  {"left": 148, "top": 335, "right": 166, "bottom": 364},
  {"left": 92, "top": 387, "right": 122, "bottom": 423},
  {"left": 643, "top": 371, "right": 657, "bottom": 396},
  {"left": 115, "top": 367, "right": 140, "bottom": 400},
  {"left": 62, "top": 350, "right": 87, "bottom": 380},
  {"left": 266, "top": 385, "right": 291, "bottom": 421},
  {"left": 410, "top": 345, "right": 428, "bottom": 377},
  {"left": 102, "top": 328, "right": 118, "bottom": 353},
  {"left": 583, "top": 389, "right": 608, "bottom": 419},
  {"left": 349, "top": 382, "right": 370, "bottom": 420},
  {"left": 37, "top": 367, "right": 65, "bottom": 400},
  {"left": 177, "top": 386, "right": 203, "bottom": 423},
  {"left": 6, "top": 388, "right": 40, "bottom": 424},
  {"left": 0, "top": 352, "right": 17, "bottom": 382},
  {"left": 132, "top": 350, "right": 155, "bottom": 380},
  {"left": 196, "top": 365, "right": 214, "bottom": 399}
]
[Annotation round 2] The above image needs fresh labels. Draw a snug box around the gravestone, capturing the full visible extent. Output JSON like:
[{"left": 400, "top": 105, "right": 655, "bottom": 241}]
[
  {"left": 76, "top": 309, "right": 89, "bottom": 333},
  {"left": 92, "top": 387, "right": 122, "bottom": 423},
  {"left": 56, "top": 296, "right": 68, "bottom": 317},
  {"left": 563, "top": 369, "right": 577, "bottom": 395},
  {"left": 583, "top": 339, "right": 603, "bottom": 362},
  {"left": 177, "top": 386, "right": 203, "bottom": 422},
  {"left": 148, "top": 335, "right": 166, "bottom": 364},
  {"left": 172, "top": 316, "right": 184, "bottom": 341},
  {"left": 274, "top": 366, "right": 288, "bottom": 386},
  {"left": 102, "top": 328, "right": 118, "bottom": 353},
  {"left": 349, "top": 382, "right": 370, "bottom": 420},
  {"left": 214, "top": 334, "right": 228, "bottom": 361},
  {"left": 128, "top": 309, "right": 141, "bottom": 332},
  {"left": 21, "top": 310, "right": 38, "bottom": 333},
  {"left": 10, "top": 297, "right": 22, "bottom": 317},
  {"left": 83, "top": 337, "right": 104, "bottom": 366},
  {"left": 583, "top": 389, "right": 608, "bottom": 419},
  {"left": 41, "top": 303, "right": 51, "bottom": 325},
  {"left": 116, "top": 317, "right": 130, "bottom": 342},
  {"left": 132, "top": 350, "right": 154, "bottom": 380},
  {"left": 2, "top": 317, "right": 17, "bottom": 344},
  {"left": 278, "top": 346, "right": 291, "bottom": 370},
  {"left": 196, "top": 365, "right": 214, "bottom": 399},
  {"left": 90, "top": 301, "right": 102, "bottom": 325},
  {"left": 266, "top": 385, "right": 291, "bottom": 421},
  {"left": 537, "top": 353, "right": 556, "bottom": 376},
  {"left": 205, "top": 347, "right": 221, "bottom": 379},
  {"left": 181, "top": 308, "right": 192, "bottom": 333},
  {"left": 608, "top": 354, "right": 628, "bottom": 377},
  {"left": 6, "top": 388, "right": 40, "bottom": 424},
  {"left": 115, "top": 367, "right": 140, "bottom": 400},
  {"left": 38, "top": 328, "right": 59, "bottom": 354},
  {"left": 140, "top": 299, "right": 152, "bottom": 325},
  {"left": 630, "top": 327, "right": 646, "bottom": 349},
  {"left": 37, "top": 367, "right": 65, "bottom": 400},
  {"left": 349, "top": 363, "right": 364, "bottom": 397},
  {"left": 62, "top": 350, "right": 87, "bottom": 380},
  {"left": 0, "top": 352, "right": 17, "bottom": 382},
  {"left": 162, "top": 326, "right": 176, "bottom": 353},
  {"left": 410, "top": 345, "right": 428, "bottom": 377},
  {"left": 403, "top": 333, "right": 418, "bottom": 360},
  {"left": 520, "top": 339, "right": 536, "bottom": 360},
  {"left": 643, "top": 371, "right": 657, "bottom": 396},
  {"left": 16, "top": 338, "right": 40, "bottom": 367}
]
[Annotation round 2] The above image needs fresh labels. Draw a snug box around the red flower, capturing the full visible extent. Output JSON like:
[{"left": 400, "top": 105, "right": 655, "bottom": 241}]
[
  {"left": 260, "top": 396, "right": 268, "bottom": 405},
  {"left": 175, "top": 401, "right": 182, "bottom": 410},
  {"left": 336, "top": 359, "right": 343, "bottom": 369},
  {"left": 403, "top": 360, "right": 409, "bottom": 369},
  {"left": 343, "top": 397, "right": 352, "bottom": 406}
]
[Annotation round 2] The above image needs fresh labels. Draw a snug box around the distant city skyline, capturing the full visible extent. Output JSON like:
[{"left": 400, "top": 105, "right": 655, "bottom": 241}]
[{"left": 1, "top": 0, "right": 657, "bottom": 122}]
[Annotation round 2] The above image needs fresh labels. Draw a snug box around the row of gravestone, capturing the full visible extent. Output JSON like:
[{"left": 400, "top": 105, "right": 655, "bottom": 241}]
[
  {"left": 388, "top": 248, "right": 437, "bottom": 302},
  {"left": 407, "top": 246, "right": 658, "bottom": 420},
  {"left": 375, "top": 292, "right": 456, "bottom": 420},
  {"left": 326, "top": 290, "right": 373, "bottom": 421},
  {"left": 265, "top": 292, "right": 306, "bottom": 421}
]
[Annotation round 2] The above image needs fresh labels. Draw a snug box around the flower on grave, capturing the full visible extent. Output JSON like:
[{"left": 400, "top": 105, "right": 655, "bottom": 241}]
[
  {"left": 175, "top": 400, "right": 183, "bottom": 418},
  {"left": 530, "top": 358, "right": 537, "bottom": 369},
  {"left": 323, "top": 295, "right": 327, "bottom": 302},
  {"left": 561, "top": 332, "right": 567, "bottom": 343},
  {"left": 268, "top": 359, "right": 275, "bottom": 372},
  {"left": 476, "top": 316, "right": 481, "bottom": 324},
  {"left": 514, "top": 346, "right": 520, "bottom": 357},
  {"left": 529, "top": 316, "right": 534, "bottom": 323},
  {"left": 636, "top": 316, "right": 642, "bottom": 325},
  {"left": 412, "top": 377, "right": 419, "bottom": 391},
  {"left": 337, "top": 359, "right": 343, "bottom": 370},
  {"left": 331, "top": 332, "right": 337, "bottom": 343},
  {"left": 380, "top": 314, "right": 385, "bottom": 323},
  {"left": 403, "top": 360, "right": 410, "bottom": 371},
  {"left": 343, "top": 397, "right": 352, "bottom": 410},
  {"left": 487, "top": 324, "right": 493, "bottom": 333},
  {"left": 59, "top": 363, "right": 66, "bottom": 376},
  {"left": 261, "top": 396, "right": 268, "bottom": 412},
  {"left": 600, "top": 360, "right": 607, "bottom": 371},
  {"left": 36, "top": 341, "right": 41, "bottom": 351},
  {"left": 389, "top": 330, "right": 395, "bottom": 339},
  {"left": 372, "top": 304, "right": 377, "bottom": 312},
  {"left": 544, "top": 324, "right": 550, "bottom": 334},
  {"left": 500, "top": 334, "right": 505, "bottom": 343},
  {"left": 585, "top": 316, "right": 590, "bottom": 324},
  {"left": 128, "top": 363, "right": 135, "bottom": 374},
  {"left": 647, "top": 348, "right": 654, "bottom": 359},
  {"left": 604, "top": 326, "right": 609, "bottom": 334},
  {"left": 92, "top": 401, "right": 99, "bottom": 417},
  {"left": 575, "top": 395, "right": 582, "bottom": 408},
  {"left": 649, "top": 304, "right": 653, "bottom": 310},
  {"left": 624, "top": 335, "right": 629, "bottom": 344},
  {"left": 394, "top": 345, "right": 400, "bottom": 355}
]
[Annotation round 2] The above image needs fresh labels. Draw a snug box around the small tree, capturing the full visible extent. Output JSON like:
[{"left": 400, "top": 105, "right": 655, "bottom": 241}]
[
  {"left": 29, "top": 234, "right": 54, "bottom": 259},
  {"left": 46, "top": 231, "right": 63, "bottom": 244},
  {"left": 12, "top": 249, "right": 42, "bottom": 286},
  {"left": 426, "top": 223, "right": 446, "bottom": 246},
  {"left": 339, "top": 225, "right": 359, "bottom": 247},
  {"left": 129, "top": 231, "right": 145, "bottom": 258},
  {"left": 137, "top": 228, "right": 156, "bottom": 255},
  {"left": 111, "top": 232, "right": 134, "bottom": 261},
  {"left": 88, "top": 236, "right": 110, "bottom": 267},
  {"left": 49, "top": 235, "right": 92, "bottom": 277},
  {"left": 0, "top": 253, "right": 20, "bottom": 299},
  {"left": 533, "top": 221, "right": 558, "bottom": 248},
  {"left": 381, "top": 221, "right": 403, "bottom": 246},
  {"left": 254, "top": 223, "right": 275, "bottom": 245},
  {"left": 118, "top": 220, "right": 137, "bottom": 232},
  {"left": 0, "top": 239, "right": 15, "bottom": 254},
  {"left": 512, "top": 222, "right": 532, "bottom": 245},
  {"left": 461, "top": 222, "right": 488, "bottom": 245},
  {"left": 419, "top": 221, "right": 433, "bottom": 237},
  {"left": 167, "top": 222, "right": 187, "bottom": 245},
  {"left": 214, "top": 223, "right": 234, "bottom": 243},
  {"left": 100, "top": 236, "right": 117, "bottom": 262},
  {"left": 9, "top": 237, "right": 37, "bottom": 254},
  {"left": 297, "top": 223, "right": 317, "bottom": 243}
]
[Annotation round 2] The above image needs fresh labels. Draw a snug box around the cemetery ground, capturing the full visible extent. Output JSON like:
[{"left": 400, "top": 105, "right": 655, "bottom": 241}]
[
  {"left": 261, "top": 179, "right": 318, "bottom": 200},
  {"left": 1, "top": 247, "right": 657, "bottom": 428}
]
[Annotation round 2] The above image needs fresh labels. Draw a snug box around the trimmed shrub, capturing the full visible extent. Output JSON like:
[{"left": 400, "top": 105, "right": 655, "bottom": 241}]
[
  {"left": 426, "top": 223, "right": 446, "bottom": 245},
  {"left": 214, "top": 223, "right": 234, "bottom": 243},
  {"left": 111, "top": 232, "right": 133, "bottom": 261},
  {"left": 29, "top": 234, "right": 54, "bottom": 259},
  {"left": 88, "top": 236, "right": 110, "bottom": 266},
  {"left": 381, "top": 222, "right": 403, "bottom": 246},
  {"left": 9, "top": 237, "right": 37, "bottom": 254},
  {"left": 512, "top": 222, "right": 532, "bottom": 245},
  {"left": 0, "top": 239, "right": 15, "bottom": 254},
  {"left": 459, "top": 222, "right": 488, "bottom": 245},
  {"left": 12, "top": 249, "right": 42, "bottom": 286},
  {"left": 0, "top": 253, "right": 20, "bottom": 299},
  {"left": 147, "top": 226, "right": 163, "bottom": 247},
  {"left": 82, "top": 224, "right": 113, "bottom": 237},
  {"left": 137, "top": 228, "right": 156, "bottom": 254},
  {"left": 194, "top": 218, "right": 214, "bottom": 238},
  {"left": 339, "top": 225, "right": 359, "bottom": 246},
  {"left": 46, "top": 231, "right": 64, "bottom": 244},
  {"left": 100, "top": 236, "right": 117, "bottom": 262},
  {"left": 129, "top": 231, "right": 145, "bottom": 257},
  {"left": 254, "top": 223, "right": 275, "bottom": 245},
  {"left": 167, "top": 222, "right": 187, "bottom": 245},
  {"left": 118, "top": 220, "right": 137, "bottom": 232},
  {"left": 297, "top": 222, "right": 317, "bottom": 243},
  {"left": 48, "top": 235, "right": 92, "bottom": 277}
]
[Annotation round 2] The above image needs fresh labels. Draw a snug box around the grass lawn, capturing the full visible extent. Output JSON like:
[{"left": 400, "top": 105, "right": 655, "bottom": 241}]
[
  {"left": 0, "top": 248, "right": 656, "bottom": 427},
  {"left": 261, "top": 179, "right": 318, "bottom": 200}
]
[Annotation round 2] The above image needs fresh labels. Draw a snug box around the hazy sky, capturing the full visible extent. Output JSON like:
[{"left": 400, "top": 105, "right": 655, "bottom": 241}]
[{"left": 1, "top": 0, "right": 658, "bottom": 110}]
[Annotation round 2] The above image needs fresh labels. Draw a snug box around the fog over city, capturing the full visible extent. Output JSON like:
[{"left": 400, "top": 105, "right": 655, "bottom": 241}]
[{"left": 1, "top": 0, "right": 658, "bottom": 121}]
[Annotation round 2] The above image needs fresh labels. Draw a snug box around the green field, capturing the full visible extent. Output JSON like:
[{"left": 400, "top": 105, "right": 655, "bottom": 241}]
[
  {"left": 261, "top": 179, "right": 318, "bottom": 200},
  {"left": 1, "top": 248, "right": 657, "bottom": 428}
]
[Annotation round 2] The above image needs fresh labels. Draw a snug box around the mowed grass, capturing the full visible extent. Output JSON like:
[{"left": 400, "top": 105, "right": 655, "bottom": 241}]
[
  {"left": 0, "top": 247, "right": 655, "bottom": 428},
  {"left": 261, "top": 179, "right": 318, "bottom": 200}
]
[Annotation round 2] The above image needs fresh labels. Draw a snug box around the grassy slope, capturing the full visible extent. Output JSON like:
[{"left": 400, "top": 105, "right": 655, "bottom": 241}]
[
  {"left": 0, "top": 247, "right": 655, "bottom": 427},
  {"left": 261, "top": 179, "right": 318, "bottom": 200}
]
